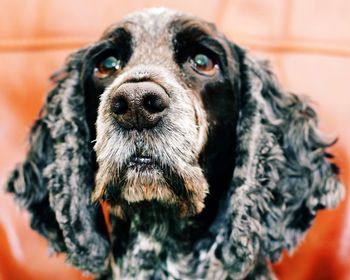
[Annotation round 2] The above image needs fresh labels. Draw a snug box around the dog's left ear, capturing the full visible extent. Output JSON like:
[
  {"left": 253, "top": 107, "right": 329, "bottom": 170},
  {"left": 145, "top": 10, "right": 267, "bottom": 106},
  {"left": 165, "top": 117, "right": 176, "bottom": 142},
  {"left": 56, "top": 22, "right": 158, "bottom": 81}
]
[
  {"left": 217, "top": 43, "right": 344, "bottom": 277},
  {"left": 237, "top": 52, "right": 344, "bottom": 261},
  {"left": 6, "top": 49, "right": 110, "bottom": 275}
]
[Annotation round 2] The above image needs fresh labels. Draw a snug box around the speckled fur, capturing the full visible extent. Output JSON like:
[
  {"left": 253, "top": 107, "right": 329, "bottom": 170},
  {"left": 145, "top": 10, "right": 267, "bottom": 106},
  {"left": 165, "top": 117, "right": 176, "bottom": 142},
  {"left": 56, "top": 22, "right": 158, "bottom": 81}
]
[{"left": 6, "top": 7, "right": 343, "bottom": 280}]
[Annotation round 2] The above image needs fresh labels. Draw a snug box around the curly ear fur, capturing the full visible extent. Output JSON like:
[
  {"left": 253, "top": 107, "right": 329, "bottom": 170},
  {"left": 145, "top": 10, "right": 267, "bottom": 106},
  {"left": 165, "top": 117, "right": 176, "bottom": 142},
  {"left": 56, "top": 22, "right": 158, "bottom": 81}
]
[
  {"left": 240, "top": 54, "right": 344, "bottom": 260},
  {"left": 7, "top": 118, "right": 66, "bottom": 251},
  {"left": 209, "top": 46, "right": 344, "bottom": 278},
  {"left": 6, "top": 50, "right": 110, "bottom": 275}
]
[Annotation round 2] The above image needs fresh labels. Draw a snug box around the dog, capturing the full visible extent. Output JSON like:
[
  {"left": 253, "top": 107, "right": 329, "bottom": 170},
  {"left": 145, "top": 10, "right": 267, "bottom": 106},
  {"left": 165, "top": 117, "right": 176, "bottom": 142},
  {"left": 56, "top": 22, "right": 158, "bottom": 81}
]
[{"left": 6, "top": 7, "right": 343, "bottom": 279}]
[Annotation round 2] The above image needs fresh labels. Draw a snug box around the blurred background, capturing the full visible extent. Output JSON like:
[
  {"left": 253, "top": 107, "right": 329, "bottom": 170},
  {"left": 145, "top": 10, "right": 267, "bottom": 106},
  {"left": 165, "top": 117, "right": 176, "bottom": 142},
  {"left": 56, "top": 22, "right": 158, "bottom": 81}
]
[{"left": 0, "top": 0, "right": 349, "bottom": 279}]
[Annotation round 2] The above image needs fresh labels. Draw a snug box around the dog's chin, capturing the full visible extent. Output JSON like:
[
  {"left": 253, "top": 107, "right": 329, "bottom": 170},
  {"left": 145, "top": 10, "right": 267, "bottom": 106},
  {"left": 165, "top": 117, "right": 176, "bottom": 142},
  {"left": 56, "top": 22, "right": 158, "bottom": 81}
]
[
  {"left": 93, "top": 157, "right": 209, "bottom": 219},
  {"left": 120, "top": 162, "right": 178, "bottom": 204},
  {"left": 108, "top": 165, "right": 197, "bottom": 219}
]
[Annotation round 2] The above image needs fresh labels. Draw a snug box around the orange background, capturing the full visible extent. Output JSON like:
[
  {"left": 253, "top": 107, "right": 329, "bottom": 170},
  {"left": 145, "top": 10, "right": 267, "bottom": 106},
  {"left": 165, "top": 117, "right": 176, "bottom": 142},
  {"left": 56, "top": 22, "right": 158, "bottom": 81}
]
[{"left": 0, "top": 1, "right": 349, "bottom": 279}]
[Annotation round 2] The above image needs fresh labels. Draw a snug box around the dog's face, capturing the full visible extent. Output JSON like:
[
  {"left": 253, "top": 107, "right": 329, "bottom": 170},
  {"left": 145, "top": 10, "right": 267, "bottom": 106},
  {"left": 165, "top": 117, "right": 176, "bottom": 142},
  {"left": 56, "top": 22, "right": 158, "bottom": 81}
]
[
  {"left": 83, "top": 9, "right": 239, "bottom": 218},
  {"left": 7, "top": 8, "right": 343, "bottom": 278}
]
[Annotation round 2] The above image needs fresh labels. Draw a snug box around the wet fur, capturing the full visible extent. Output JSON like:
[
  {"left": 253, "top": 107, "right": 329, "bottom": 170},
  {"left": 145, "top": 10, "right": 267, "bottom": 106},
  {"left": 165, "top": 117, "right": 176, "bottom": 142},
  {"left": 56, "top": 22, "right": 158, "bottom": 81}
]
[{"left": 6, "top": 8, "right": 343, "bottom": 280}]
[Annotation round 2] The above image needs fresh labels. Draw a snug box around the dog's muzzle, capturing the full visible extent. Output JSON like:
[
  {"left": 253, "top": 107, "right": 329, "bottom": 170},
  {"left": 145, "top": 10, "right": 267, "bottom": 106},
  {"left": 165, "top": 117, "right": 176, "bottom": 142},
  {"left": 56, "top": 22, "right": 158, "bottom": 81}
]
[{"left": 93, "top": 66, "right": 209, "bottom": 217}]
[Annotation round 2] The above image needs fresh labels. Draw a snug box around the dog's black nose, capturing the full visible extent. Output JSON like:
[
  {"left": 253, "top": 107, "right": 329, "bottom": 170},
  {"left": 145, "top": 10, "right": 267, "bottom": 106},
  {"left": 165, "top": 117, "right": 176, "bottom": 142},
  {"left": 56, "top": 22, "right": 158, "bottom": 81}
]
[{"left": 112, "top": 81, "right": 170, "bottom": 130}]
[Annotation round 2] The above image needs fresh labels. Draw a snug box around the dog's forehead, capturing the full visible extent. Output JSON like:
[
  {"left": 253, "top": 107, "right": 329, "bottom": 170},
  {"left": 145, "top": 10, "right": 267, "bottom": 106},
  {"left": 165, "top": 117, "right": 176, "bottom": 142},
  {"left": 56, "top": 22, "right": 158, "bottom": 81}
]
[
  {"left": 101, "top": 8, "right": 181, "bottom": 41},
  {"left": 103, "top": 8, "right": 217, "bottom": 44},
  {"left": 123, "top": 7, "right": 183, "bottom": 37},
  {"left": 101, "top": 8, "right": 221, "bottom": 67}
]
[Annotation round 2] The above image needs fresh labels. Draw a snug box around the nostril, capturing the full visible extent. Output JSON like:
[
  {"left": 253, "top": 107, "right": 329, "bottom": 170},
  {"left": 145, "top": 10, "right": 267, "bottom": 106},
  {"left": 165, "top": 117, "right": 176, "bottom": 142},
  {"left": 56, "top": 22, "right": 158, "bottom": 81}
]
[
  {"left": 113, "top": 96, "right": 128, "bottom": 115},
  {"left": 143, "top": 94, "right": 169, "bottom": 114}
]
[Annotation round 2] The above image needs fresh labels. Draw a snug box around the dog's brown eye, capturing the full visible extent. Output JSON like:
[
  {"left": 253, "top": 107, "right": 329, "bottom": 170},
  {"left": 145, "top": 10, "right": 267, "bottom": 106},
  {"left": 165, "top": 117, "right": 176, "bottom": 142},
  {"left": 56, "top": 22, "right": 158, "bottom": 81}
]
[
  {"left": 95, "top": 56, "right": 122, "bottom": 78},
  {"left": 190, "top": 54, "right": 217, "bottom": 76}
]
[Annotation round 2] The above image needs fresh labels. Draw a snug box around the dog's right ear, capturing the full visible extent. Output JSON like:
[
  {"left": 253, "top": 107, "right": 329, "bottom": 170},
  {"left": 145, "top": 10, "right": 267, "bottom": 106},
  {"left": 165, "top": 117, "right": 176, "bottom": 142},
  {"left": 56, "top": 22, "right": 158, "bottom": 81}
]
[
  {"left": 6, "top": 67, "right": 70, "bottom": 253},
  {"left": 6, "top": 49, "right": 111, "bottom": 275}
]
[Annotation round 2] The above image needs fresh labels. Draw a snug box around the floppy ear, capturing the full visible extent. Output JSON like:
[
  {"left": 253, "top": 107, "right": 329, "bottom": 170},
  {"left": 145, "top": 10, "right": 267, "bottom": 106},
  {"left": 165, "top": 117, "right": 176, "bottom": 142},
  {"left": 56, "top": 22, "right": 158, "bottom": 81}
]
[
  {"left": 6, "top": 49, "right": 110, "bottom": 275},
  {"left": 238, "top": 53, "right": 344, "bottom": 261},
  {"left": 209, "top": 45, "right": 344, "bottom": 279}
]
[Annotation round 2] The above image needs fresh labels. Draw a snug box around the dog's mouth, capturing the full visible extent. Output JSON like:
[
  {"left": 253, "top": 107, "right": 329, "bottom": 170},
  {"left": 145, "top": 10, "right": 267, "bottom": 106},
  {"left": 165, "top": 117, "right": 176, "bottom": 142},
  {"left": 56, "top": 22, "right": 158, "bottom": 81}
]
[
  {"left": 94, "top": 150, "right": 205, "bottom": 218},
  {"left": 119, "top": 152, "right": 178, "bottom": 201},
  {"left": 128, "top": 155, "right": 156, "bottom": 169},
  {"left": 94, "top": 141, "right": 209, "bottom": 218}
]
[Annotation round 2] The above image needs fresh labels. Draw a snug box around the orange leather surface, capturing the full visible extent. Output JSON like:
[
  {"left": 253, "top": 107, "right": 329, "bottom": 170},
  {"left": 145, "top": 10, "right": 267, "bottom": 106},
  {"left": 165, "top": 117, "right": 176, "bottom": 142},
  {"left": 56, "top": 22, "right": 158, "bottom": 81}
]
[{"left": 0, "top": 1, "right": 349, "bottom": 279}]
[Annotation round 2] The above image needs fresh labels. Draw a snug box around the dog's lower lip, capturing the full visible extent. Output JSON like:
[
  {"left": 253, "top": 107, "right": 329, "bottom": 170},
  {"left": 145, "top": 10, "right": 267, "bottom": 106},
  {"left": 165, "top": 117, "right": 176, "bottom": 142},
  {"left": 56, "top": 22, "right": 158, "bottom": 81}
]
[
  {"left": 130, "top": 156, "right": 153, "bottom": 165},
  {"left": 133, "top": 156, "right": 151, "bottom": 164}
]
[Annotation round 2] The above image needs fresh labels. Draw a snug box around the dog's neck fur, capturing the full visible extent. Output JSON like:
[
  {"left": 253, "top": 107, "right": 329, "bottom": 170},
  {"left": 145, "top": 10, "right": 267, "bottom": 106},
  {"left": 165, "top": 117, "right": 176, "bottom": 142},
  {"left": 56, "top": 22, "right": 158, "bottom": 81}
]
[
  {"left": 109, "top": 202, "right": 275, "bottom": 280},
  {"left": 111, "top": 211, "right": 186, "bottom": 279}
]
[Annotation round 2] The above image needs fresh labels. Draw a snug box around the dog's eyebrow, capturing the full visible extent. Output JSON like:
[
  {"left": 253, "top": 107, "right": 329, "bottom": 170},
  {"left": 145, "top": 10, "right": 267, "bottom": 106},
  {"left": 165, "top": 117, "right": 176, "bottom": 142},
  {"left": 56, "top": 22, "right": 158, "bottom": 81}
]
[
  {"left": 170, "top": 18, "right": 216, "bottom": 40},
  {"left": 171, "top": 18, "right": 226, "bottom": 60},
  {"left": 101, "top": 26, "right": 132, "bottom": 42},
  {"left": 85, "top": 27, "right": 132, "bottom": 59}
]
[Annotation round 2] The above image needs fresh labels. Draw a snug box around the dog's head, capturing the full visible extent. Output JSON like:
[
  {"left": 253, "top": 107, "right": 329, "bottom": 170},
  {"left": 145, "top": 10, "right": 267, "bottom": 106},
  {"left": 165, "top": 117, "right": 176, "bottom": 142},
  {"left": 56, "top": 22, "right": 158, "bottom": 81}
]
[
  {"left": 7, "top": 8, "right": 343, "bottom": 278},
  {"left": 90, "top": 10, "right": 242, "bottom": 218}
]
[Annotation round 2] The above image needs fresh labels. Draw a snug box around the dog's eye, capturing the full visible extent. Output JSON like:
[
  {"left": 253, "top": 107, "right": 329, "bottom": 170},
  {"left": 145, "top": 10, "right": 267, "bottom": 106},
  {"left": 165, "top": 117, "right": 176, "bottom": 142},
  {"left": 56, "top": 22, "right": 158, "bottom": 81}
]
[
  {"left": 190, "top": 54, "right": 217, "bottom": 76},
  {"left": 95, "top": 56, "right": 122, "bottom": 78}
]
